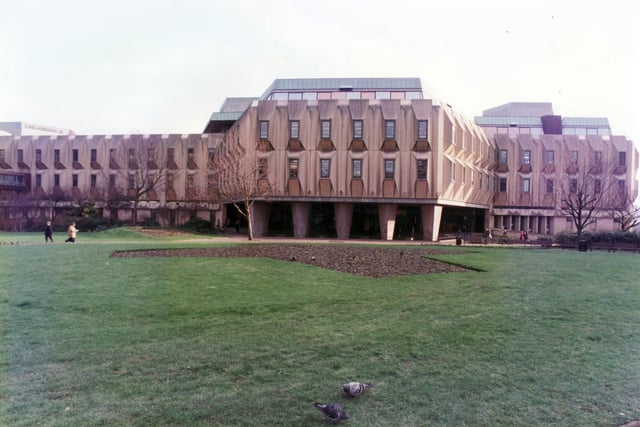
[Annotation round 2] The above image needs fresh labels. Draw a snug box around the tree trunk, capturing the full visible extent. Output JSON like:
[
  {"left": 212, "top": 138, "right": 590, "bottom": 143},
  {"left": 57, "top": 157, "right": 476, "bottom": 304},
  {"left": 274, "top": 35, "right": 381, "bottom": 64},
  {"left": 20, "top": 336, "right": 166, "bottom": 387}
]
[{"left": 247, "top": 211, "right": 254, "bottom": 240}]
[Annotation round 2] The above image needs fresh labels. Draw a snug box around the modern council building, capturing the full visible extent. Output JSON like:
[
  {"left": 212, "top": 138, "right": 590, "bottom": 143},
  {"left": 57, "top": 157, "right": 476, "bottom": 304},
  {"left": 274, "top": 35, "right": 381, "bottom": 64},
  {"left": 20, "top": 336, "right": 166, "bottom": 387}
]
[{"left": 0, "top": 78, "right": 638, "bottom": 240}]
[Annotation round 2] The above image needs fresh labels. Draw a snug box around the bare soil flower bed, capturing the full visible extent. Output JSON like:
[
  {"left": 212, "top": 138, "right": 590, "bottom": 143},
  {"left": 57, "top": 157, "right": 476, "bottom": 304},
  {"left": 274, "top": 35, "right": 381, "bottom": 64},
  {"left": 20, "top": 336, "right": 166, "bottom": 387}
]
[{"left": 111, "top": 244, "right": 470, "bottom": 278}]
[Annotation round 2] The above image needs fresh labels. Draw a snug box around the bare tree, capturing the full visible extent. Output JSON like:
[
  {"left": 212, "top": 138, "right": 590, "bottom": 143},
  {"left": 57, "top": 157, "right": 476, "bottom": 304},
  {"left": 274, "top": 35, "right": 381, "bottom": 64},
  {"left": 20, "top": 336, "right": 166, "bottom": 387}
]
[
  {"left": 114, "top": 139, "right": 165, "bottom": 225},
  {"left": 610, "top": 194, "right": 640, "bottom": 232},
  {"left": 559, "top": 153, "right": 614, "bottom": 241},
  {"left": 218, "top": 148, "right": 271, "bottom": 240}
]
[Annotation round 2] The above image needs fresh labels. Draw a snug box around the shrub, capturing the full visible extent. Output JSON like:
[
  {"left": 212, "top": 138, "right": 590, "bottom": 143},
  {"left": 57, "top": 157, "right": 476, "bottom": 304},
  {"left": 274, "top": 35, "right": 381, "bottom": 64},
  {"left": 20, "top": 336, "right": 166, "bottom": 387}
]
[{"left": 180, "top": 218, "right": 214, "bottom": 234}]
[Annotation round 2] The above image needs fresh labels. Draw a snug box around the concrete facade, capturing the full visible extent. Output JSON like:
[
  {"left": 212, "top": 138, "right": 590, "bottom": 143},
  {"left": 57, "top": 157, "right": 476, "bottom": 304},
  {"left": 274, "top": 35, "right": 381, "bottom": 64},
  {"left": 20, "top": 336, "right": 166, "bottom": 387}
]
[
  {"left": 1, "top": 80, "right": 638, "bottom": 239},
  {"left": 475, "top": 103, "right": 639, "bottom": 234},
  {"left": 212, "top": 78, "right": 496, "bottom": 240}
]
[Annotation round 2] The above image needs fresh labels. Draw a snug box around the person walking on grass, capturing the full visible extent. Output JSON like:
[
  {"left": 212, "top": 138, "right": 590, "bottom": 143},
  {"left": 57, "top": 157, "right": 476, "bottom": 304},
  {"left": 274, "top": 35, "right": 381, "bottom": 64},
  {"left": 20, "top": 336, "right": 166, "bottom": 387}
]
[
  {"left": 65, "top": 222, "right": 78, "bottom": 243},
  {"left": 44, "top": 220, "right": 54, "bottom": 243}
]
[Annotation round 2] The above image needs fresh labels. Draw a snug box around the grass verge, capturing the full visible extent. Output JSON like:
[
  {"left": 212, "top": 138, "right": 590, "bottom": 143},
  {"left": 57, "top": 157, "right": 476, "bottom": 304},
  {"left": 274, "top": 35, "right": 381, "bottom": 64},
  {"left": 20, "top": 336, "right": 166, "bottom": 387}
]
[{"left": 1, "top": 232, "right": 639, "bottom": 426}]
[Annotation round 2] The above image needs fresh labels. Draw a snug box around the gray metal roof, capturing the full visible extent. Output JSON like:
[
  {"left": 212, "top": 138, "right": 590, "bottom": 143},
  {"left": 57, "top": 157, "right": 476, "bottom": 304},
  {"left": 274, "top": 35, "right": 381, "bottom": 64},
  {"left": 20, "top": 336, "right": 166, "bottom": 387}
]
[
  {"left": 219, "top": 97, "right": 257, "bottom": 113},
  {"left": 482, "top": 102, "right": 554, "bottom": 117},
  {"left": 209, "top": 112, "right": 244, "bottom": 121},
  {"left": 260, "top": 77, "right": 422, "bottom": 99}
]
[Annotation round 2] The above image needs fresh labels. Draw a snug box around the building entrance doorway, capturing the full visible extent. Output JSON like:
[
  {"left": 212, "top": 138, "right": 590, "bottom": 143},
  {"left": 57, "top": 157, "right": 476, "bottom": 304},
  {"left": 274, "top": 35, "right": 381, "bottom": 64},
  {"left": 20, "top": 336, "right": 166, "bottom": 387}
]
[
  {"left": 394, "top": 206, "right": 422, "bottom": 240},
  {"left": 350, "top": 204, "right": 380, "bottom": 238}
]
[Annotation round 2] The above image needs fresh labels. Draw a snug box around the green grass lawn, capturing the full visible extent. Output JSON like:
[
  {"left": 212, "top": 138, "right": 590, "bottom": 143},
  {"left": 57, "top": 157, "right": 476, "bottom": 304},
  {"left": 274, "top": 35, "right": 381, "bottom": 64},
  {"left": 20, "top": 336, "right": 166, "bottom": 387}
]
[{"left": 1, "top": 230, "right": 639, "bottom": 426}]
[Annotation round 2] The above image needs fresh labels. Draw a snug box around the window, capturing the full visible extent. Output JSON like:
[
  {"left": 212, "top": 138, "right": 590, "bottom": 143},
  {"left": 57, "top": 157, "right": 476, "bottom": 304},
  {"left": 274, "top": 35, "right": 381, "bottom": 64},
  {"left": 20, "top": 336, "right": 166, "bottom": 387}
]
[
  {"left": 618, "top": 180, "right": 626, "bottom": 195},
  {"left": 54, "top": 149, "right": 61, "bottom": 163},
  {"left": 479, "top": 173, "right": 483, "bottom": 189},
  {"left": 499, "top": 149, "right": 508, "bottom": 164},
  {"left": 35, "top": 174, "right": 42, "bottom": 187},
  {"left": 207, "top": 174, "right": 216, "bottom": 192},
  {"left": 384, "top": 159, "right": 395, "bottom": 179},
  {"left": 208, "top": 148, "right": 215, "bottom": 163},
  {"left": 17, "top": 149, "right": 23, "bottom": 162},
  {"left": 594, "top": 179, "right": 601, "bottom": 194},
  {"left": 72, "top": 149, "right": 79, "bottom": 163},
  {"left": 417, "top": 159, "right": 427, "bottom": 180},
  {"left": 91, "top": 174, "right": 97, "bottom": 187},
  {"left": 346, "top": 158, "right": 360, "bottom": 179},
  {"left": 167, "top": 148, "right": 175, "bottom": 163},
  {"left": 54, "top": 174, "right": 60, "bottom": 187},
  {"left": 321, "top": 120, "right": 331, "bottom": 139},
  {"left": 257, "top": 158, "right": 267, "bottom": 179},
  {"left": 594, "top": 151, "right": 602, "bottom": 165},
  {"left": 36, "top": 149, "right": 42, "bottom": 163},
  {"left": 417, "top": 120, "right": 428, "bottom": 140},
  {"left": 91, "top": 149, "right": 97, "bottom": 163},
  {"left": 546, "top": 178, "right": 554, "bottom": 193},
  {"left": 462, "top": 167, "right": 466, "bottom": 184},
  {"left": 570, "top": 179, "right": 578, "bottom": 193},
  {"left": 619, "top": 152, "right": 626, "bottom": 166},
  {"left": 523, "top": 150, "right": 531, "bottom": 165},
  {"left": 546, "top": 150, "right": 554, "bottom": 164},
  {"left": 109, "top": 174, "right": 116, "bottom": 187},
  {"left": 128, "top": 148, "right": 135, "bottom": 158},
  {"left": 72, "top": 174, "right": 78, "bottom": 187},
  {"left": 522, "top": 178, "right": 530, "bottom": 193},
  {"left": 166, "top": 174, "right": 174, "bottom": 189},
  {"left": 187, "top": 148, "right": 194, "bottom": 161},
  {"left": 259, "top": 121, "right": 269, "bottom": 139},
  {"left": 289, "top": 158, "right": 299, "bottom": 178},
  {"left": 0, "top": 149, "right": 4, "bottom": 162},
  {"left": 570, "top": 151, "right": 578, "bottom": 164},
  {"left": 128, "top": 174, "right": 135, "bottom": 189},
  {"left": 289, "top": 121, "right": 300, "bottom": 139},
  {"left": 353, "top": 120, "right": 363, "bottom": 139},
  {"left": 451, "top": 161, "right": 456, "bottom": 182},
  {"left": 385, "top": 120, "right": 395, "bottom": 139},
  {"left": 499, "top": 178, "right": 507, "bottom": 192},
  {"left": 109, "top": 149, "right": 117, "bottom": 161},
  {"left": 187, "top": 174, "right": 194, "bottom": 190},
  {"left": 320, "top": 159, "right": 331, "bottom": 178}
]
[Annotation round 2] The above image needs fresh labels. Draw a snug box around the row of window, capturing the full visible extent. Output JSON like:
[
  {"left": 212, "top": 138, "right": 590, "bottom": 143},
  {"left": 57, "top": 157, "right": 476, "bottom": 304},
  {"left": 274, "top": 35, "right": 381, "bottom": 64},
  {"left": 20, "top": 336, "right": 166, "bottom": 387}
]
[
  {"left": 267, "top": 90, "right": 423, "bottom": 102},
  {"left": 0, "top": 147, "right": 215, "bottom": 168},
  {"left": 449, "top": 161, "right": 491, "bottom": 191},
  {"left": 498, "top": 149, "right": 626, "bottom": 166},
  {"left": 32, "top": 172, "right": 204, "bottom": 191},
  {"left": 286, "top": 158, "right": 429, "bottom": 180},
  {"left": 483, "top": 126, "right": 611, "bottom": 137},
  {"left": 259, "top": 119, "right": 429, "bottom": 141},
  {"left": 496, "top": 177, "right": 627, "bottom": 194}
]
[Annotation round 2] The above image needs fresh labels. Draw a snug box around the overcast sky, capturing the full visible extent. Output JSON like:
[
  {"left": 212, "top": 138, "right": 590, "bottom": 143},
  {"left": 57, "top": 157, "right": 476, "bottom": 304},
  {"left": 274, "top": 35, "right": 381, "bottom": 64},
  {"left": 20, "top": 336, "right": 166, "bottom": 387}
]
[{"left": 1, "top": 0, "right": 638, "bottom": 145}]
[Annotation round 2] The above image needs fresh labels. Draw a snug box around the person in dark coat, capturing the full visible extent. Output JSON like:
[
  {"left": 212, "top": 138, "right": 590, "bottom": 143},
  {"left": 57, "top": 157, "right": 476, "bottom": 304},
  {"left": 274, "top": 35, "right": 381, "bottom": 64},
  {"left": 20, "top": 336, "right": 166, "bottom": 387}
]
[{"left": 44, "top": 221, "right": 54, "bottom": 243}]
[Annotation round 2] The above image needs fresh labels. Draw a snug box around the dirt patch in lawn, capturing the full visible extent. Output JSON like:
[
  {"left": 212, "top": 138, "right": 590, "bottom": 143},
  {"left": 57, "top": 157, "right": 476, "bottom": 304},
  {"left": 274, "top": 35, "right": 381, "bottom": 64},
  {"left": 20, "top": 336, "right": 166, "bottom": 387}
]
[{"left": 110, "top": 244, "right": 471, "bottom": 278}]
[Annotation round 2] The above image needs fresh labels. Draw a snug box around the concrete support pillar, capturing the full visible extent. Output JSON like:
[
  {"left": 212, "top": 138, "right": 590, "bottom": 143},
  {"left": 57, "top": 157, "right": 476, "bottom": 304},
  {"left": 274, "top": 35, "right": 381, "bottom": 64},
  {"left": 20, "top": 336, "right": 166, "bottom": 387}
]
[
  {"left": 291, "top": 202, "right": 311, "bottom": 238},
  {"left": 250, "top": 202, "right": 270, "bottom": 238},
  {"left": 377, "top": 204, "right": 397, "bottom": 241},
  {"left": 421, "top": 204, "right": 443, "bottom": 242},
  {"left": 334, "top": 203, "right": 353, "bottom": 240}
]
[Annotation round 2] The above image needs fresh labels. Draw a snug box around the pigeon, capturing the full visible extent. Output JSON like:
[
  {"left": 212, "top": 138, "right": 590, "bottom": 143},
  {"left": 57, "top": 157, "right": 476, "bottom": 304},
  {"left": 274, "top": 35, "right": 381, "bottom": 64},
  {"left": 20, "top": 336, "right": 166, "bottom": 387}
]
[
  {"left": 341, "top": 381, "right": 372, "bottom": 397},
  {"left": 313, "top": 402, "right": 349, "bottom": 422}
]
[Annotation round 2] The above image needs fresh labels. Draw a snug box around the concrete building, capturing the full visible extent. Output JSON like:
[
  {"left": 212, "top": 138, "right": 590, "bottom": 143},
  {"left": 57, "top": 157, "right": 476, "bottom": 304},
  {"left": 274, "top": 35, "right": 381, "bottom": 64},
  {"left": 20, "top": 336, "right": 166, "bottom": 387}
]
[
  {"left": 0, "top": 79, "right": 637, "bottom": 238},
  {"left": 0, "top": 121, "right": 75, "bottom": 136},
  {"left": 475, "top": 102, "right": 639, "bottom": 234},
  {"left": 0, "top": 133, "right": 220, "bottom": 229},
  {"left": 209, "top": 78, "right": 496, "bottom": 241}
]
